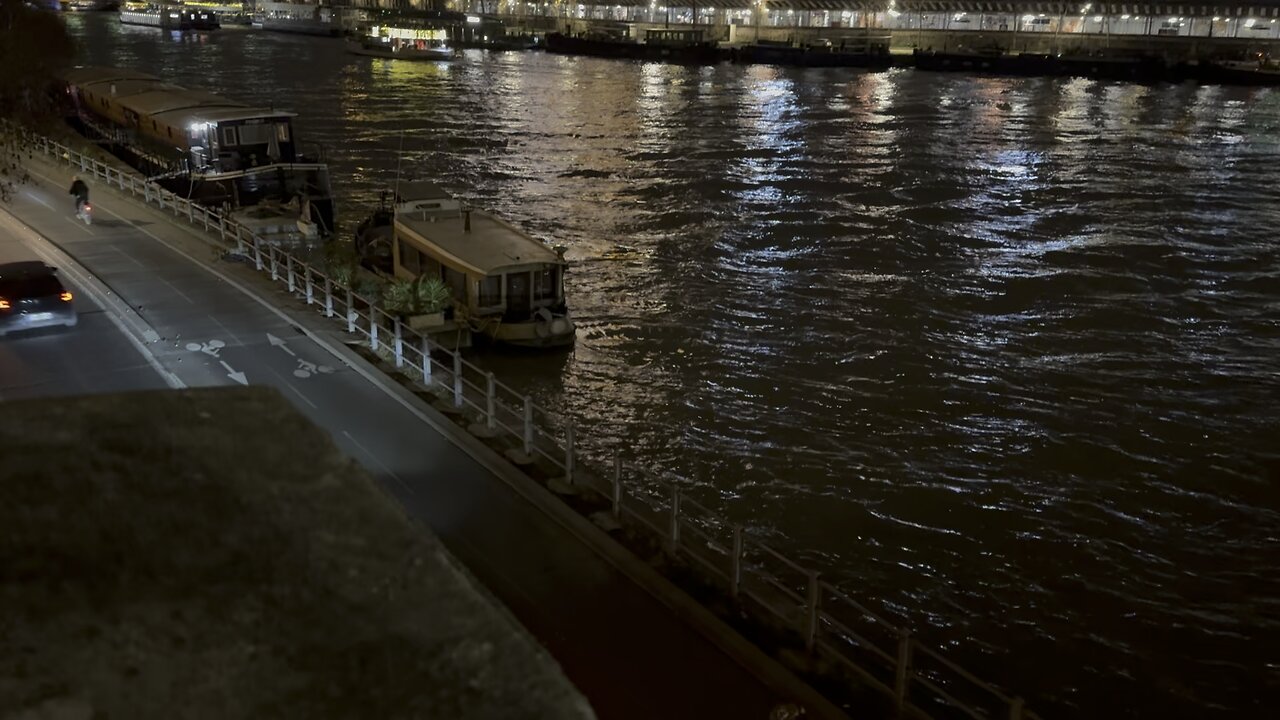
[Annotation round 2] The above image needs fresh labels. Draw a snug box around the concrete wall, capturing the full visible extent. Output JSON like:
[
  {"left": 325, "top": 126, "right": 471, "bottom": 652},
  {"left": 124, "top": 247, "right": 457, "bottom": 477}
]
[
  {"left": 892, "top": 28, "right": 1280, "bottom": 58},
  {"left": 558, "top": 17, "right": 1280, "bottom": 58}
]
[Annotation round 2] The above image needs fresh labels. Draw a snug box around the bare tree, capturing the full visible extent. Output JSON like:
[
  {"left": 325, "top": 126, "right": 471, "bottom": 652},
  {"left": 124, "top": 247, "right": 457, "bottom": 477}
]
[{"left": 0, "top": 0, "right": 75, "bottom": 202}]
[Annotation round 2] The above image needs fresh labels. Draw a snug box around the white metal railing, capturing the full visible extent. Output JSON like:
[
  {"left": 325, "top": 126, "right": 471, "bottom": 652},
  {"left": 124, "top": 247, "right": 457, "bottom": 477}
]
[{"left": 8, "top": 124, "right": 1041, "bottom": 720}]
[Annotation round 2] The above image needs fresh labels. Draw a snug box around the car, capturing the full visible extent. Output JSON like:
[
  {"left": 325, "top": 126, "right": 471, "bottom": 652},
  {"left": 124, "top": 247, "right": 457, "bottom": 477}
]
[{"left": 0, "top": 261, "right": 78, "bottom": 337}]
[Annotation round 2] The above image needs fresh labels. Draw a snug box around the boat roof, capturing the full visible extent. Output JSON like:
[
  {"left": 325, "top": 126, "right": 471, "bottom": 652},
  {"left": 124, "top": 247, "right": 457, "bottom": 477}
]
[
  {"left": 117, "top": 89, "right": 247, "bottom": 117},
  {"left": 66, "top": 66, "right": 290, "bottom": 126},
  {"left": 79, "top": 78, "right": 180, "bottom": 99},
  {"left": 65, "top": 66, "right": 161, "bottom": 86},
  {"left": 397, "top": 211, "right": 561, "bottom": 276},
  {"left": 395, "top": 181, "right": 452, "bottom": 203},
  {"left": 153, "top": 105, "right": 297, "bottom": 129}
]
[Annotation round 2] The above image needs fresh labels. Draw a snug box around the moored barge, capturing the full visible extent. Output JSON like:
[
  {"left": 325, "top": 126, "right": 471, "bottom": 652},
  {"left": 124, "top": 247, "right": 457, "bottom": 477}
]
[
  {"left": 64, "top": 66, "right": 335, "bottom": 241},
  {"left": 119, "top": 1, "right": 221, "bottom": 31}
]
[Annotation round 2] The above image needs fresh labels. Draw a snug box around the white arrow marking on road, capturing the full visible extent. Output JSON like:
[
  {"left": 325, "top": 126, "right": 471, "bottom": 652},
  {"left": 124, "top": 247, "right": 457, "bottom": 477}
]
[
  {"left": 267, "top": 332, "right": 297, "bottom": 357},
  {"left": 219, "top": 360, "right": 248, "bottom": 386}
]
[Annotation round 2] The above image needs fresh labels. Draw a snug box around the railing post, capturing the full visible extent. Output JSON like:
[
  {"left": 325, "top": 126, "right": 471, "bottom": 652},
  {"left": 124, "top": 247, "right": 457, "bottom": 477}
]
[
  {"left": 668, "top": 485, "right": 681, "bottom": 551},
  {"left": 894, "top": 630, "right": 913, "bottom": 717},
  {"left": 1008, "top": 697, "right": 1025, "bottom": 720},
  {"left": 253, "top": 239, "right": 263, "bottom": 271},
  {"left": 485, "top": 372, "right": 496, "bottom": 431},
  {"left": 187, "top": 201, "right": 193, "bottom": 223},
  {"left": 452, "top": 352, "right": 463, "bottom": 407},
  {"left": 563, "top": 423, "right": 575, "bottom": 485},
  {"left": 324, "top": 277, "right": 334, "bottom": 317},
  {"left": 370, "top": 309, "right": 380, "bottom": 351},
  {"left": 730, "top": 525, "right": 743, "bottom": 599},
  {"left": 346, "top": 289, "right": 355, "bottom": 333},
  {"left": 304, "top": 268, "right": 314, "bottom": 305},
  {"left": 202, "top": 208, "right": 208, "bottom": 231},
  {"left": 393, "top": 317, "right": 404, "bottom": 367},
  {"left": 522, "top": 396, "right": 534, "bottom": 456},
  {"left": 804, "top": 570, "right": 821, "bottom": 653},
  {"left": 420, "top": 337, "right": 432, "bottom": 385},
  {"left": 612, "top": 454, "right": 622, "bottom": 519},
  {"left": 270, "top": 248, "right": 279, "bottom": 281},
  {"left": 286, "top": 254, "right": 296, "bottom": 293}
]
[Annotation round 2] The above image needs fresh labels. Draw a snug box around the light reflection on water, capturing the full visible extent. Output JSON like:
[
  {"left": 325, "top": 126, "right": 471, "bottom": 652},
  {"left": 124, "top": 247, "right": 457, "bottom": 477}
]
[{"left": 67, "top": 15, "right": 1280, "bottom": 718}]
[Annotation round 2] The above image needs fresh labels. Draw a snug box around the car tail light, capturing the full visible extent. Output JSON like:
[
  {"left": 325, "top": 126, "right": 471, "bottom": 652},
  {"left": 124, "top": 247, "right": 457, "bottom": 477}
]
[
  {"left": 0, "top": 298, "right": 9, "bottom": 310},
  {"left": 60, "top": 291, "right": 73, "bottom": 302}
]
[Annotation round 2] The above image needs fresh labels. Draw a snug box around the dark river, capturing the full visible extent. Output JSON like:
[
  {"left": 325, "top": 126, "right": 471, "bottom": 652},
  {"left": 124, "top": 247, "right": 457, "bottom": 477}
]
[{"left": 64, "top": 14, "right": 1279, "bottom": 718}]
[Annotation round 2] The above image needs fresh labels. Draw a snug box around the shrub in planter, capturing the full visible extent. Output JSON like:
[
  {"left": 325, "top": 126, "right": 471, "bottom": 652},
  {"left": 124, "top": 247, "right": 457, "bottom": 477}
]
[
  {"left": 322, "top": 240, "right": 360, "bottom": 287},
  {"left": 382, "top": 276, "right": 452, "bottom": 323}
]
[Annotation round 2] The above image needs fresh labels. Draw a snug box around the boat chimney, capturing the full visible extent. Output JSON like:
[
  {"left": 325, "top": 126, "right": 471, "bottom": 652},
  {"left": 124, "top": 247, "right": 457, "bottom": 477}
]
[{"left": 464, "top": 209, "right": 471, "bottom": 233}]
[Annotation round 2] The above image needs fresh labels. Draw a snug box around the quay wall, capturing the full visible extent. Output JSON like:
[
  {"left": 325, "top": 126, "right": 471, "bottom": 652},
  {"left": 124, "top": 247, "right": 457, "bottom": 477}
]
[{"left": 526, "top": 16, "right": 1280, "bottom": 58}]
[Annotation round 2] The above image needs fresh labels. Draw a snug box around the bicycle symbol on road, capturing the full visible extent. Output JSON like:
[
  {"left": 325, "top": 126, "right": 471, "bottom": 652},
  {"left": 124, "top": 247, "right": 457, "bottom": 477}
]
[
  {"left": 185, "top": 339, "right": 225, "bottom": 357},
  {"left": 294, "top": 359, "right": 334, "bottom": 379}
]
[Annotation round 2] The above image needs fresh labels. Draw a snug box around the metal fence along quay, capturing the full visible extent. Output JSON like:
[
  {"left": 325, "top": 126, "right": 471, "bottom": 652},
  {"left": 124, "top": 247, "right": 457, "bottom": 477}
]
[{"left": 9, "top": 126, "right": 1041, "bottom": 720}]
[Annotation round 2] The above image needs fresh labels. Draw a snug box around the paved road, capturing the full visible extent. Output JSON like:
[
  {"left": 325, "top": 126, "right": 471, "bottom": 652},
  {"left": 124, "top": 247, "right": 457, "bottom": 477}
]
[
  {"left": 2, "top": 169, "right": 807, "bottom": 719},
  {"left": 0, "top": 215, "right": 167, "bottom": 401}
]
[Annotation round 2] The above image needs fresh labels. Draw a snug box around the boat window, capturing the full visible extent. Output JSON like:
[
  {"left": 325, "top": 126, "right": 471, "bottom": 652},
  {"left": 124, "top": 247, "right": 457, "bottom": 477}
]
[
  {"left": 398, "top": 238, "right": 421, "bottom": 274},
  {"left": 442, "top": 265, "right": 467, "bottom": 302},
  {"left": 221, "top": 126, "right": 238, "bottom": 146},
  {"left": 276, "top": 123, "right": 291, "bottom": 142},
  {"left": 237, "top": 123, "right": 273, "bottom": 146},
  {"left": 477, "top": 276, "right": 502, "bottom": 307},
  {"left": 533, "top": 267, "right": 558, "bottom": 301}
]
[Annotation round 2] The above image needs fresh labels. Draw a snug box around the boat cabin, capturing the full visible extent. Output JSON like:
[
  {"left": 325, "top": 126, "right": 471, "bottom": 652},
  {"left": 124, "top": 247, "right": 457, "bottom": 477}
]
[
  {"left": 645, "top": 28, "right": 707, "bottom": 46},
  {"left": 364, "top": 23, "right": 450, "bottom": 49},
  {"left": 393, "top": 207, "right": 567, "bottom": 324},
  {"left": 66, "top": 67, "right": 302, "bottom": 175},
  {"left": 394, "top": 181, "right": 462, "bottom": 216},
  {"left": 178, "top": 109, "right": 301, "bottom": 173}
]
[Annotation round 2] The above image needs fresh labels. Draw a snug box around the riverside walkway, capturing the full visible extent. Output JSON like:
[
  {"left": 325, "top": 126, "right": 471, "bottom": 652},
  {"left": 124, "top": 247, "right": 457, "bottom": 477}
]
[{"left": 2, "top": 149, "right": 838, "bottom": 718}]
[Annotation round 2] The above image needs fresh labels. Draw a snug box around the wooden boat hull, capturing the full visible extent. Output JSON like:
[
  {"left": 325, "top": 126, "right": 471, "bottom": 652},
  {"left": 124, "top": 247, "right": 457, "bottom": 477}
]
[{"left": 487, "top": 316, "right": 576, "bottom": 349}]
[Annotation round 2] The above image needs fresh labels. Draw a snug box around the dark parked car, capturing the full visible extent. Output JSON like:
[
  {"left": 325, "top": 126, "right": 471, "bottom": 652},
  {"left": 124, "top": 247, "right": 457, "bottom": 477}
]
[{"left": 0, "top": 261, "right": 78, "bottom": 337}]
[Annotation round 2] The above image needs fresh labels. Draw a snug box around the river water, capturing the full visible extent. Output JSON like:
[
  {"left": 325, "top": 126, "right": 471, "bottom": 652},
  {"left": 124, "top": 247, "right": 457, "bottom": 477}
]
[{"left": 65, "top": 15, "right": 1279, "bottom": 718}]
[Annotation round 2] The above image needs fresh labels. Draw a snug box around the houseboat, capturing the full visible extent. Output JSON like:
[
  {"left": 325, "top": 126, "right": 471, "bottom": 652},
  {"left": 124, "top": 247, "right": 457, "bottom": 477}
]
[
  {"left": 357, "top": 182, "right": 574, "bottom": 349},
  {"left": 64, "top": 66, "right": 336, "bottom": 241},
  {"left": 1196, "top": 55, "right": 1280, "bottom": 85},
  {"left": 732, "top": 32, "right": 892, "bottom": 68},
  {"left": 252, "top": 1, "right": 340, "bottom": 37},
  {"left": 183, "top": 1, "right": 253, "bottom": 26},
  {"left": 347, "top": 24, "right": 457, "bottom": 62},
  {"left": 119, "top": 1, "right": 221, "bottom": 31},
  {"left": 544, "top": 27, "right": 726, "bottom": 64}
]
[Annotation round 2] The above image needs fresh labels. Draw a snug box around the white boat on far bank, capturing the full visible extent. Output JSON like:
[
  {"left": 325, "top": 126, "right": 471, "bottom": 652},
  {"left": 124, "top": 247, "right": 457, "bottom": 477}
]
[
  {"left": 252, "top": 1, "right": 338, "bottom": 37},
  {"left": 346, "top": 24, "right": 457, "bottom": 62}
]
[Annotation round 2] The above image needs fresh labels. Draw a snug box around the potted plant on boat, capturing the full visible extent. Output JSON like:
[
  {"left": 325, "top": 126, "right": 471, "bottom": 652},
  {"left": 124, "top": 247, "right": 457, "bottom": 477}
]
[
  {"left": 322, "top": 240, "right": 360, "bottom": 287},
  {"left": 382, "top": 275, "right": 452, "bottom": 331}
]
